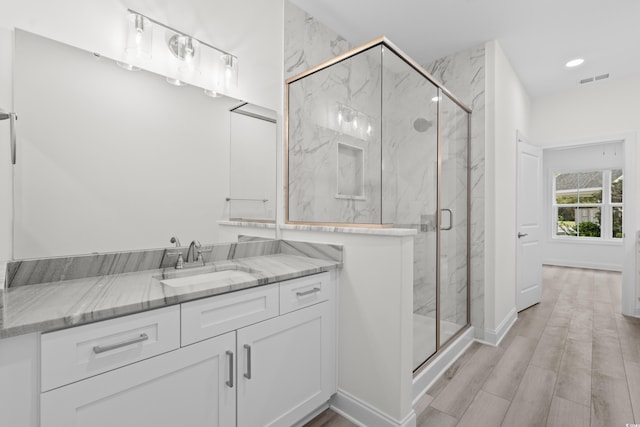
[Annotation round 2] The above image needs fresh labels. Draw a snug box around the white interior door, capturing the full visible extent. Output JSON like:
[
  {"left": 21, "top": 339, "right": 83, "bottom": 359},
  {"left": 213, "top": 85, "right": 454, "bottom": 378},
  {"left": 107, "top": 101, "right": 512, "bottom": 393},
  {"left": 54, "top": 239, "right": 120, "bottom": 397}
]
[{"left": 516, "top": 133, "right": 543, "bottom": 311}]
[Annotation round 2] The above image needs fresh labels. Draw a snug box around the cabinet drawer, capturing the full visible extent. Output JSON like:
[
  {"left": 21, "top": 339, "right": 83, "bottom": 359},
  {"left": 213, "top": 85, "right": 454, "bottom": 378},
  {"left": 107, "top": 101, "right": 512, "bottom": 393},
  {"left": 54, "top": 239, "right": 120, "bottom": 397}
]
[
  {"left": 181, "top": 284, "right": 279, "bottom": 346},
  {"left": 279, "top": 272, "right": 331, "bottom": 315},
  {"left": 41, "top": 305, "right": 180, "bottom": 392}
]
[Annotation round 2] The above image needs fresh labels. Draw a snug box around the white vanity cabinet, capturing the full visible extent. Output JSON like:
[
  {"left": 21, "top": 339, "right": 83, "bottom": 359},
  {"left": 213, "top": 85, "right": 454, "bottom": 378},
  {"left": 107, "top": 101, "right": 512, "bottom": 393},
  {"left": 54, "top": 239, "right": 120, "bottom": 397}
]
[
  {"left": 41, "top": 331, "right": 236, "bottom": 427},
  {"left": 38, "top": 271, "right": 335, "bottom": 427},
  {"left": 237, "top": 301, "right": 334, "bottom": 427}
]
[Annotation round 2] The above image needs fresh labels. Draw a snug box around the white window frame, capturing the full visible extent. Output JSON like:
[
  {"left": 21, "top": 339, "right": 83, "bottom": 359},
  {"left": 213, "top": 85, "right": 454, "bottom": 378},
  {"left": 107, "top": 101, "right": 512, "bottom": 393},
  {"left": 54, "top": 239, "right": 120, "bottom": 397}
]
[{"left": 552, "top": 169, "right": 623, "bottom": 241}]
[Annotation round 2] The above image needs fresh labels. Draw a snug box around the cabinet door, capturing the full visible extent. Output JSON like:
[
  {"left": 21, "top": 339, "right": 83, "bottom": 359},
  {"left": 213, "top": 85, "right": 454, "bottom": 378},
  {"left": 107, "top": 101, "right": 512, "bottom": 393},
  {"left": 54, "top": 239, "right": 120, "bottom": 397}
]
[
  {"left": 237, "top": 301, "right": 334, "bottom": 427},
  {"left": 41, "top": 332, "right": 236, "bottom": 427}
]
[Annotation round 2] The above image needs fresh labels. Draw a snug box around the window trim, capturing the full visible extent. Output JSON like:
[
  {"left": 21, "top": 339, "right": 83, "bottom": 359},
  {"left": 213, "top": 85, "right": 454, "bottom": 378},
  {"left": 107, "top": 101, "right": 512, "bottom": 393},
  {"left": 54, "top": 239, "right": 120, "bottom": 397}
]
[{"left": 551, "top": 169, "right": 623, "bottom": 242}]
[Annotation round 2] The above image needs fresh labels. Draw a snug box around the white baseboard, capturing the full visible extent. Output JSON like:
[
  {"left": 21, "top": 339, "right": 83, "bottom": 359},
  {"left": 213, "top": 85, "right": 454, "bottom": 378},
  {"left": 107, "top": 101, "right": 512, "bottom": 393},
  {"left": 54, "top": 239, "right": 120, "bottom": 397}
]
[
  {"left": 483, "top": 307, "right": 517, "bottom": 346},
  {"left": 331, "top": 389, "right": 416, "bottom": 427},
  {"left": 411, "top": 326, "right": 475, "bottom": 404},
  {"left": 292, "top": 403, "right": 329, "bottom": 427}
]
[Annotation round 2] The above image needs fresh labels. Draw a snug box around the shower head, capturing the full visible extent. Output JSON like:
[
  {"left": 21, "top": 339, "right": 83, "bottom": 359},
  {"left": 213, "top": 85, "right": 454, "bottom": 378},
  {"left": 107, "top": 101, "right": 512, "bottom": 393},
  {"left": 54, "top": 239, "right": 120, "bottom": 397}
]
[{"left": 413, "top": 117, "right": 432, "bottom": 133}]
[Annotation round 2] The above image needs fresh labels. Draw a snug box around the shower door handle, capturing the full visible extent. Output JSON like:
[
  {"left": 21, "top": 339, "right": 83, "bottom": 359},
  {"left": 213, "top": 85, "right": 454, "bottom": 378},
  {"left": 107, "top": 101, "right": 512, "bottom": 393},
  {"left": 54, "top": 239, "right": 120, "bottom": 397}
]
[{"left": 440, "top": 209, "right": 453, "bottom": 231}]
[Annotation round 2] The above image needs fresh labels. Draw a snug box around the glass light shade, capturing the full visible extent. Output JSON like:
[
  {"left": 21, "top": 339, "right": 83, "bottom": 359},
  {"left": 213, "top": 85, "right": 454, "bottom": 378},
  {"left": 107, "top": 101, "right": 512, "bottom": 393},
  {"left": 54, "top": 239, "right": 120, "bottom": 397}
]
[
  {"left": 220, "top": 54, "right": 238, "bottom": 90},
  {"left": 125, "top": 13, "right": 152, "bottom": 60},
  {"left": 168, "top": 34, "right": 200, "bottom": 74}
]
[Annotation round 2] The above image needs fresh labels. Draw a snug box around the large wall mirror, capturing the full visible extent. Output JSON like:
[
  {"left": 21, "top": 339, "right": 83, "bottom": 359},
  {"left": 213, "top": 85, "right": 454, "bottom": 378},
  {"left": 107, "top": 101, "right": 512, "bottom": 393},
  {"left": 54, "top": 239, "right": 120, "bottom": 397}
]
[{"left": 13, "top": 29, "right": 277, "bottom": 259}]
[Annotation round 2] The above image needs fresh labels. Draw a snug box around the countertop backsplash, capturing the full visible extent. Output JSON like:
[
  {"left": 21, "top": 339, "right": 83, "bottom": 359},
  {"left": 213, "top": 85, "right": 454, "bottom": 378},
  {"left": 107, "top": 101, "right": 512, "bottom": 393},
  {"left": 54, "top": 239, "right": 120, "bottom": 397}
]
[{"left": 5, "top": 238, "right": 342, "bottom": 289}]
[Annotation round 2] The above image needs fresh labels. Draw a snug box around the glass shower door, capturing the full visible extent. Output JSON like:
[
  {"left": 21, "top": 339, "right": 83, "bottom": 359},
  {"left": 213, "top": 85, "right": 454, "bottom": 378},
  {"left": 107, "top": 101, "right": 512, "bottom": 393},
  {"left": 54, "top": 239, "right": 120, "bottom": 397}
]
[
  {"left": 380, "top": 46, "right": 440, "bottom": 370},
  {"left": 438, "top": 94, "right": 469, "bottom": 345}
]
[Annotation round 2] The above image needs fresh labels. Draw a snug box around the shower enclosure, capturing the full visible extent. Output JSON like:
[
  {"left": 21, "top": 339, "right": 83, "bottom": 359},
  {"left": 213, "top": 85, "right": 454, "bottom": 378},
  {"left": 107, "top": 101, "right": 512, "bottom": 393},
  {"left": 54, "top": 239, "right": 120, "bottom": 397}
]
[{"left": 286, "top": 37, "right": 470, "bottom": 371}]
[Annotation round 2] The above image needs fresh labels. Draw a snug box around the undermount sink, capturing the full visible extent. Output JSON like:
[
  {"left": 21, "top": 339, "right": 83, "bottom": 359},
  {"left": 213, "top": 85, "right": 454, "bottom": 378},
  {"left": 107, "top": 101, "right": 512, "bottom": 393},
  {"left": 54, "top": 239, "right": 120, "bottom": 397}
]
[{"left": 155, "top": 265, "right": 259, "bottom": 289}]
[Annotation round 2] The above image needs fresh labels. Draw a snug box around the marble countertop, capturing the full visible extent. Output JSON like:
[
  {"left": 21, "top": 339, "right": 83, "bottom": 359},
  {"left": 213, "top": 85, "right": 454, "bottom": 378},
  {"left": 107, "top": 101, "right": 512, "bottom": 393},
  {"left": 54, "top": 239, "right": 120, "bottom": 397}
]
[{"left": 0, "top": 254, "right": 340, "bottom": 339}]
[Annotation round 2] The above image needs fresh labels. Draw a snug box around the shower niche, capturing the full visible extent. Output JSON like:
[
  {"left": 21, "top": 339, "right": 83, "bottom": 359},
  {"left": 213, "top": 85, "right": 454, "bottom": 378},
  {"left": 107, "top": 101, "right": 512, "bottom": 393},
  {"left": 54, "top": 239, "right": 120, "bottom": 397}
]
[{"left": 286, "top": 37, "right": 471, "bottom": 371}]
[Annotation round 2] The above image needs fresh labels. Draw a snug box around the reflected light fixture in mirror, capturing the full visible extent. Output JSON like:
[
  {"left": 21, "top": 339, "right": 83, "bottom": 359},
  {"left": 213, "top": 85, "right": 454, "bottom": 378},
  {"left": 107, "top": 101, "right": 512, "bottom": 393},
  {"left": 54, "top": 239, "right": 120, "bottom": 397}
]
[
  {"left": 126, "top": 9, "right": 239, "bottom": 96},
  {"left": 125, "top": 12, "right": 152, "bottom": 60}
]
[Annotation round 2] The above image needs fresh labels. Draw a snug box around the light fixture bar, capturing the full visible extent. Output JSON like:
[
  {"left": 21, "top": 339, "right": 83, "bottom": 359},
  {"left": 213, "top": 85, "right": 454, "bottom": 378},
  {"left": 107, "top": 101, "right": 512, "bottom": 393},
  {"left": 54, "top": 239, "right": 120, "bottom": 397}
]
[{"left": 127, "top": 8, "right": 237, "bottom": 60}]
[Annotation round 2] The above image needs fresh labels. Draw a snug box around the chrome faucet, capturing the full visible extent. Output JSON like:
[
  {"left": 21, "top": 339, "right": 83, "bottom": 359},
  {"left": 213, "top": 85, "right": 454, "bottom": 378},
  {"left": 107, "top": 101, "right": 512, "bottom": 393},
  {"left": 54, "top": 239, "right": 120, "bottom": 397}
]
[{"left": 186, "top": 240, "right": 202, "bottom": 263}]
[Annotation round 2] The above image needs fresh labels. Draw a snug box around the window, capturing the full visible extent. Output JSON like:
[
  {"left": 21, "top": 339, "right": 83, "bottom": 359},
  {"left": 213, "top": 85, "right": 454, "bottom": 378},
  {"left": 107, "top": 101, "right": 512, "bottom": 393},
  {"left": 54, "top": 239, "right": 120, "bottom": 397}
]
[{"left": 553, "top": 169, "right": 623, "bottom": 240}]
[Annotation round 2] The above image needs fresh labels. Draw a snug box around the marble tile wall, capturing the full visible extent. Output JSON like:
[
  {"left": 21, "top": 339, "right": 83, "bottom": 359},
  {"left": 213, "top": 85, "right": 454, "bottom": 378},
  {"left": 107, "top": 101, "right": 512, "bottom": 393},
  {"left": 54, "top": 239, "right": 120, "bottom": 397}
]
[
  {"left": 287, "top": 46, "right": 383, "bottom": 223},
  {"left": 381, "top": 47, "right": 439, "bottom": 226},
  {"left": 284, "top": 1, "right": 352, "bottom": 81},
  {"left": 424, "top": 44, "right": 486, "bottom": 339}
]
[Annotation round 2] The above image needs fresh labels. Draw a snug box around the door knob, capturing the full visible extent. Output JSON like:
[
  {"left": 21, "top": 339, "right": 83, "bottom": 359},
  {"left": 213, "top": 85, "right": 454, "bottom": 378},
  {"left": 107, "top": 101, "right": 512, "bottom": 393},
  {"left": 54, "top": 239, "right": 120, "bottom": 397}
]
[{"left": 518, "top": 232, "right": 528, "bottom": 238}]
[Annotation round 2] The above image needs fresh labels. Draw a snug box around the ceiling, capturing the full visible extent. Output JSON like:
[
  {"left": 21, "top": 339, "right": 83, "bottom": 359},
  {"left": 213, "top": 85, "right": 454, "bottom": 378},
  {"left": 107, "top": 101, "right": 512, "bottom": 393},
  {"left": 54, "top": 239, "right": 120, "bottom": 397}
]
[{"left": 290, "top": 0, "right": 640, "bottom": 98}]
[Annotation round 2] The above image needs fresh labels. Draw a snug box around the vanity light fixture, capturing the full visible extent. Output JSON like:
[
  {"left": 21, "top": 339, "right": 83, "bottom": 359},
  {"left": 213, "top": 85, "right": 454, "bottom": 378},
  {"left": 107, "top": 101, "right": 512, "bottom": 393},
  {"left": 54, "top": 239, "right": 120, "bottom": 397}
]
[
  {"left": 126, "top": 9, "right": 239, "bottom": 91},
  {"left": 125, "top": 12, "right": 152, "bottom": 60},
  {"left": 565, "top": 58, "right": 585, "bottom": 68}
]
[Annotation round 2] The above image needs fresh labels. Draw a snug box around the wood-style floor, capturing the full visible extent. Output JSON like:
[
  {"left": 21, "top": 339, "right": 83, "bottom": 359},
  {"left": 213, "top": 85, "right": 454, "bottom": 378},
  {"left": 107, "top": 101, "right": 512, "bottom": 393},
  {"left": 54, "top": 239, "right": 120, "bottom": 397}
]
[{"left": 304, "top": 266, "right": 640, "bottom": 427}]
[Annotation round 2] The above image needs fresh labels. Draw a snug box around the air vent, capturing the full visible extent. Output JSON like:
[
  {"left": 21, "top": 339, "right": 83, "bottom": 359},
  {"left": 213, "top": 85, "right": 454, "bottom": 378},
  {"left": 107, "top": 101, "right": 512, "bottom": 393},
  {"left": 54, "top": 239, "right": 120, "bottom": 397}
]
[{"left": 579, "top": 73, "right": 610, "bottom": 85}]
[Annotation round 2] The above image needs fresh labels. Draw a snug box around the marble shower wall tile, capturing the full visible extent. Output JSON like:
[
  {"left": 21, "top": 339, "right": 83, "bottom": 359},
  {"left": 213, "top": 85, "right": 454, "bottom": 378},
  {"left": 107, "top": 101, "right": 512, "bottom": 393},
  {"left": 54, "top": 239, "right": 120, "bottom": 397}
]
[
  {"left": 424, "top": 44, "right": 486, "bottom": 339},
  {"left": 284, "top": 1, "right": 352, "bottom": 81},
  {"left": 287, "top": 46, "right": 383, "bottom": 223},
  {"left": 381, "top": 48, "right": 439, "bottom": 226}
]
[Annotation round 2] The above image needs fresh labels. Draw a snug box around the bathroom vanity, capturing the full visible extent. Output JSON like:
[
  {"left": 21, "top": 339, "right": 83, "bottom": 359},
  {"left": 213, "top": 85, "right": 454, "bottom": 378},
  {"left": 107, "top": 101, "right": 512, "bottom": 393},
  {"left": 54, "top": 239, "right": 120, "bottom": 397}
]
[{"left": 0, "top": 240, "right": 341, "bottom": 427}]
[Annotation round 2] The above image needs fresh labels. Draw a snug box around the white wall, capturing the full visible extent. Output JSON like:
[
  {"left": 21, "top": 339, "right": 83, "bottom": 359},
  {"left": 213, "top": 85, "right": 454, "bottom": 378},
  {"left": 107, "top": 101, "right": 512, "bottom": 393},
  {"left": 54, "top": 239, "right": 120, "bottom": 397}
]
[
  {"left": 542, "top": 142, "right": 624, "bottom": 271},
  {"left": 484, "top": 41, "right": 532, "bottom": 332},
  {"left": 531, "top": 74, "right": 640, "bottom": 315}
]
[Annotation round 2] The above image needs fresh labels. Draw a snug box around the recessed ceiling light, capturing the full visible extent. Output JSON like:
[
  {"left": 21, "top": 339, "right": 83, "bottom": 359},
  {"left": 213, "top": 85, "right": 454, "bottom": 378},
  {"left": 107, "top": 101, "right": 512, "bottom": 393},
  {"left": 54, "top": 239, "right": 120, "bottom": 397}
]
[{"left": 565, "top": 58, "right": 585, "bottom": 68}]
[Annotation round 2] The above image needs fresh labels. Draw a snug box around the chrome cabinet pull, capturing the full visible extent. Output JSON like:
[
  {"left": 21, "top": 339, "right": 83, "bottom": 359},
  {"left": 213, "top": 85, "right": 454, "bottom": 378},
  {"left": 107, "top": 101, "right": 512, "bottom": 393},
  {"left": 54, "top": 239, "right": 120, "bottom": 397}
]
[
  {"left": 244, "top": 344, "right": 252, "bottom": 379},
  {"left": 296, "top": 287, "right": 321, "bottom": 297},
  {"left": 226, "top": 350, "right": 234, "bottom": 388},
  {"left": 93, "top": 333, "right": 149, "bottom": 354}
]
